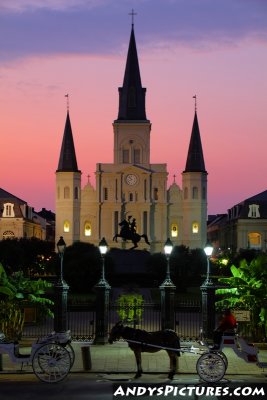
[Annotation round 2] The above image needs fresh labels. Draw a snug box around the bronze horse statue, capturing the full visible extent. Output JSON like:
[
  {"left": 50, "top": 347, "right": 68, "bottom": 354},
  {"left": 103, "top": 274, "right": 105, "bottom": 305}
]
[
  {"left": 108, "top": 322, "right": 181, "bottom": 379},
  {"left": 113, "top": 219, "right": 150, "bottom": 249}
]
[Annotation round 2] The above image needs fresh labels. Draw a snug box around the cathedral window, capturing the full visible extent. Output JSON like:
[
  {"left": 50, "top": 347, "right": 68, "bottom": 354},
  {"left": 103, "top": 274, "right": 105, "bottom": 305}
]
[
  {"left": 64, "top": 186, "right": 70, "bottom": 199},
  {"left": 123, "top": 149, "right": 129, "bottom": 163},
  {"left": 64, "top": 220, "right": 70, "bottom": 233},
  {"left": 248, "top": 204, "right": 260, "bottom": 218},
  {"left": 134, "top": 149, "right": 141, "bottom": 164},
  {"left": 129, "top": 193, "right": 134, "bottom": 202},
  {"left": 171, "top": 224, "right": 178, "bottom": 238},
  {"left": 184, "top": 187, "right": 188, "bottom": 199},
  {"left": 2, "top": 203, "right": 15, "bottom": 217},
  {"left": 202, "top": 186, "right": 206, "bottom": 200},
  {"left": 74, "top": 187, "right": 79, "bottom": 200},
  {"left": 192, "top": 222, "right": 199, "bottom": 234},
  {"left": 104, "top": 187, "right": 108, "bottom": 200},
  {"left": 248, "top": 232, "right": 261, "bottom": 249},
  {"left": 84, "top": 222, "right": 92, "bottom": 237},
  {"left": 154, "top": 188, "right": 159, "bottom": 201},
  {"left": 192, "top": 186, "right": 198, "bottom": 199}
]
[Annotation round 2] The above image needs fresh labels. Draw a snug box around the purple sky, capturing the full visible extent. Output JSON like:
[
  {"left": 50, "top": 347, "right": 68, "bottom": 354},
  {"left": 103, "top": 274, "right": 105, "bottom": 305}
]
[{"left": 0, "top": 0, "right": 267, "bottom": 215}]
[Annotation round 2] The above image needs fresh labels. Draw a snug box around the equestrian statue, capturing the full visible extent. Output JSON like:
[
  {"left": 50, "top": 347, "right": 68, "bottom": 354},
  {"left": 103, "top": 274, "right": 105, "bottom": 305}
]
[{"left": 113, "top": 216, "right": 150, "bottom": 250}]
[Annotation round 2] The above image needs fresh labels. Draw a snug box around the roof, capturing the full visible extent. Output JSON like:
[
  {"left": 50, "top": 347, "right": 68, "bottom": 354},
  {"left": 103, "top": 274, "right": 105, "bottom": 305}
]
[
  {"left": 184, "top": 112, "right": 206, "bottom": 173},
  {"left": 116, "top": 25, "right": 148, "bottom": 121},
  {"left": 57, "top": 111, "right": 80, "bottom": 172},
  {"left": 0, "top": 188, "right": 26, "bottom": 204}
]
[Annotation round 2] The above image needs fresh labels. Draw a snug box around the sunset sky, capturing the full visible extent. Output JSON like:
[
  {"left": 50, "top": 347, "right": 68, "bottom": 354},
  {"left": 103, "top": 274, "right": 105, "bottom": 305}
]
[{"left": 0, "top": 0, "right": 266, "bottom": 215}]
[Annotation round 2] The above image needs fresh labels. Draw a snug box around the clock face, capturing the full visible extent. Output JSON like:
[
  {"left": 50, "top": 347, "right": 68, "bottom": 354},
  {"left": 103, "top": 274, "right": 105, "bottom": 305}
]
[{"left": 126, "top": 174, "right": 138, "bottom": 186}]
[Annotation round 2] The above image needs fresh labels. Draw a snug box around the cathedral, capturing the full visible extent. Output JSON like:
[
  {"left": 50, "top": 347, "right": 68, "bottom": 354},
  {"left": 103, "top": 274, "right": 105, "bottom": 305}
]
[{"left": 55, "top": 24, "right": 208, "bottom": 253}]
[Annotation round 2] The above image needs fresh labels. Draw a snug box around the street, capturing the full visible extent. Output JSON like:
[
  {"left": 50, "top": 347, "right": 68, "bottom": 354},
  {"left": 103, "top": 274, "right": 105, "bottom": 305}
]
[{"left": 0, "top": 372, "right": 266, "bottom": 400}]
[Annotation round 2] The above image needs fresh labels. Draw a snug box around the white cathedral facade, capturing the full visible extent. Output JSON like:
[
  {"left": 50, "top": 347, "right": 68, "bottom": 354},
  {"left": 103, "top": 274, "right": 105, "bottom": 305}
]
[{"left": 55, "top": 25, "right": 208, "bottom": 253}]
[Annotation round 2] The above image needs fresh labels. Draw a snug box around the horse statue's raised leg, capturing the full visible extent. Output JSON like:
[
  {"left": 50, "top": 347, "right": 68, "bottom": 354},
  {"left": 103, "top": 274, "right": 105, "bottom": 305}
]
[
  {"left": 113, "top": 234, "right": 118, "bottom": 242},
  {"left": 133, "top": 348, "right": 143, "bottom": 378},
  {"left": 141, "top": 234, "right": 150, "bottom": 245}
]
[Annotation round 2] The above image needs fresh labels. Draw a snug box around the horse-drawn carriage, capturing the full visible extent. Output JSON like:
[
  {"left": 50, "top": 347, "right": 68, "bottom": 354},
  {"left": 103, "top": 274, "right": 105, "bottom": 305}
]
[
  {"left": 109, "top": 322, "right": 267, "bottom": 382},
  {"left": 0, "top": 330, "right": 74, "bottom": 383}
]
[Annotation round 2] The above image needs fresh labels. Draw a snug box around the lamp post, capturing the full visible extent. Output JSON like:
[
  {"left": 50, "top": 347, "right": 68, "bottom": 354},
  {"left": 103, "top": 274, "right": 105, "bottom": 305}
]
[
  {"left": 160, "top": 238, "right": 176, "bottom": 330},
  {"left": 94, "top": 237, "right": 111, "bottom": 344},
  {"left": 54, "top": 236, "right": 69, "bottom": 333},
  {"left": 200, "top": 241, "right": 216, "bottom": 340}
]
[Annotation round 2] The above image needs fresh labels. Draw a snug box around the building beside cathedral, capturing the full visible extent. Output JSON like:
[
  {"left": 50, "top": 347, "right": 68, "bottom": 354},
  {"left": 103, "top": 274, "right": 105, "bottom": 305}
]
[{"left": 56, "top": 24, "right": 208, "bottom": 253}]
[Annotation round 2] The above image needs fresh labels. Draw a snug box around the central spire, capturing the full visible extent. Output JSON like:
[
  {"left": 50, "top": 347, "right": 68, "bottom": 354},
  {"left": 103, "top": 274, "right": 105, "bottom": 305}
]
[{"left": 116, "top": 23, "right": 147, "bottom": 121}]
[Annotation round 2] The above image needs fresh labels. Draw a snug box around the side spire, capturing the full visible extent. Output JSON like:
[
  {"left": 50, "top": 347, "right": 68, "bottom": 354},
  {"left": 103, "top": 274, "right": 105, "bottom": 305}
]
[
  {"left": 57, "top": 111, "right": 79, "bottom": 172},
  {"left": 184, "top": 110, "right": 206, "bottom": 173},
  {"left": 116, "top": 23, "right": 147, "bottom": 121}
]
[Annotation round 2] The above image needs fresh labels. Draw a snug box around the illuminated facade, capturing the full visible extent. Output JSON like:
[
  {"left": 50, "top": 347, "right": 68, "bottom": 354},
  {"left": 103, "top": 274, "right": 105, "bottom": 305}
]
[
  {"left": 55, "top": 25, "right": 208, "bottom": 252},
  {"left": 207, "top": 190, "right": 267, "bottom": 252}
]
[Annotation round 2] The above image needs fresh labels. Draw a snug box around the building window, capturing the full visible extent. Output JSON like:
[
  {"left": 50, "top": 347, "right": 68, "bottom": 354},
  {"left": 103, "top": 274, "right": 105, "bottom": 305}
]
[
  {"left": 134, "top": 149, "right": 141, "bottom": 164},
  {"left": 104, "top": 187, "right": 108, "bottom": 201},
  {"left": 64, "top": 186, "right": 70, "bottom": 199},
  {"left": 64, "top": 220, "right": 70, "bottom": 233},
  {"left": 3, "top": 203, "right": 15, "bottom": 217},
  {"left": 123, "top": 149, "right": 129, "bottom": 163},
  {"left": 154, "top": 188, "right": 159, "bottom": 201},
  {"left": 143, "top": 211, "right": 147, "bottom": 235},
  {"left": 74, "top": 187, "right": 79, "bottom": 200},
  {"left": 57, "top": 186, "right": 60, "bottom": 199},
  {"left": 129, "top": 193, "right": 134, "bottom": 202},
  {"left": 248, "top": 204, "right": 260, "bottom": 218},
  {"left": 192, "top": 222, "right": 199, "bottom": 234},
  {"left": 3, "top": 231, "right": 15, "bottom": 239},
  {"left": 184, "top": 187, "right": 188, "bottom": 199},
  {"left": 202, "top": 187, "right": 206, "bottom": 200},
  {"left": 248, "top": 232, "right": 261, "bottom": 249},
  {"left": 84, "top": 222, "right": 92, "bottom": 237},
  {"left": 171, "top": 224, "right": 178, "bottom": 237},
  {"left": 192, "top": 186, "right": 198, "bottom": 199}
]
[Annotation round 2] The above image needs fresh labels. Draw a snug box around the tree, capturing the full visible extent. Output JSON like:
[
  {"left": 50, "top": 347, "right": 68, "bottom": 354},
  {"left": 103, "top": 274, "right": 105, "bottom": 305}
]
[
  {"left": 215, "top": 255, "right": 267, "bottom": 340},
  {"left": 0, "top": 263, "right": 54, "bottom": 340},
  {"left": 63, "top": 242, "right": 102, "bottom": 293}
]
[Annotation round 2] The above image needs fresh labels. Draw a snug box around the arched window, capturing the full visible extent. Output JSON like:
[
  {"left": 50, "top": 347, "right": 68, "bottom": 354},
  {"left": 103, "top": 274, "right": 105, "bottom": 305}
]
[
  {"left": 171, "top": 224, "right": 178, "bottom": 238},
  {"left": 122, "top": 149, "right": 129, "bottom": 163},
  {"left": 84, "top": 222, "right": 92, "bottom": 237},
  {"left": 64, "top": 186, "right": 70, "bottom": 199},
  {"left": 184, "top": 187, "right": 188, "bottom": 199},
  {"left": 154, "top": 188, "right": 159, "bottom": 201},
  {"left": 3, "top": 203, "right": 15, "bottom": 217},
  {"left": 3, "top": 231, "right": 15, "bottom": 239},
  {"left": 192, "top": 222, "right": 199, "bottom": 234},
  {"left": 192, "top": 186, "right": 198, "bottom": 199},
  {"left": 129, "top": 193, "right": 134, "bottom": 202},
  {"left": 248, "top": 232, "right": 261, "bottom": 249},
  {"left": 74, "top": 186, "right": 79, "bottom": 200},
  {"left": 64, "top": 220, "right": 70, "bottom": 233}
]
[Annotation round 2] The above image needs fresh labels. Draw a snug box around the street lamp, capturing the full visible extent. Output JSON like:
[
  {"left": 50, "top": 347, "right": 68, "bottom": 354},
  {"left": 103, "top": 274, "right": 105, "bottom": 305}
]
[
  {"left": 160, "top": 238, "right": 176, "bottom": 330},
  {"left": 204, "top": 242, "right": 213, "bottom": 285},
  {"left": 54, "top": 236, "right": 69, "bottom": 333},
  {"left": 57, "top": 236, "right": 66, "bottom": 283},
  {"left": 94, "top": 237, "right": 111, "bottom": 344},
  {"left": 97, "top": 237, "right": 110, "bottom": 287},
  {"left": 162, "top": 238, "right": 174, "bottom": 286}
]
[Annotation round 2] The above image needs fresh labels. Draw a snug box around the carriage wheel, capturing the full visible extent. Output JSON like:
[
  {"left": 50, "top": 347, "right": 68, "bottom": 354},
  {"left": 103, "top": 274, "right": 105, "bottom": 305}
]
[
  {"left": 215, "top": 350, "right": 228, "bottom": 370},
  {"left": 196, "top": 352, "right": 226, "bottom": 383},
  {"left": 64, "top": 343, "right": 75, "bottom": 368},
  {"left": 32, "top": 343, "right": 71, "bottom": 383}
]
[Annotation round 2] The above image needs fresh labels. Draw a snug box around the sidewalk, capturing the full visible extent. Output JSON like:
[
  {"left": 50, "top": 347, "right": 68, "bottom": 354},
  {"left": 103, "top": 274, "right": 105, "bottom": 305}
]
[{"left": 1, "top": 340, "right": 267, "bottom": 378}]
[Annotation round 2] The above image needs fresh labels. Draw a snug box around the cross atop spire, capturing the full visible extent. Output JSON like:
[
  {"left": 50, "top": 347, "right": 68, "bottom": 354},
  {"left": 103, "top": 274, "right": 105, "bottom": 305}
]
[
  {"left": 193, "top": 95, "right": 197, "bottom": 112},
  {"left": 129, "top": 9, "right": 137, "bottom": 26},
  {"left": 65, "top": 94, "right": 69, "bottom": 112}
]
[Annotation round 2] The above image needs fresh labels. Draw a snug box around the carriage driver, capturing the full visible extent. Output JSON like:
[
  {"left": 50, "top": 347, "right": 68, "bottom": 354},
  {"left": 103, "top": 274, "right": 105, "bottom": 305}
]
[{"left": 211, "top": 308, "right": 237, "bottom": 350}]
